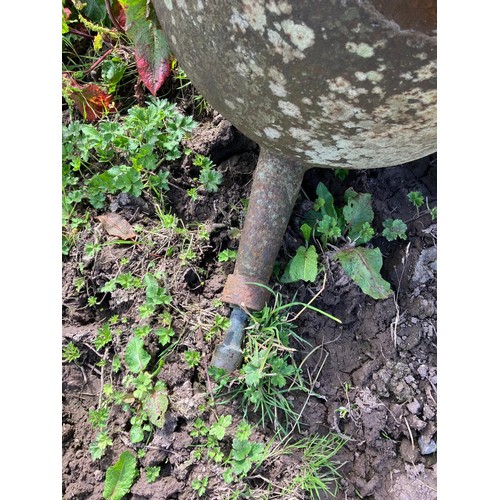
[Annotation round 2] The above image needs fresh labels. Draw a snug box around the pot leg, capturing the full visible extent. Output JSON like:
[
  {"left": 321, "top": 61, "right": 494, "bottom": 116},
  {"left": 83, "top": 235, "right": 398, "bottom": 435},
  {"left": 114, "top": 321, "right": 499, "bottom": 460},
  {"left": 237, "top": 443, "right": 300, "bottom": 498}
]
[{"left": 211, "top": 149, "right": 306, "bottom": 370}]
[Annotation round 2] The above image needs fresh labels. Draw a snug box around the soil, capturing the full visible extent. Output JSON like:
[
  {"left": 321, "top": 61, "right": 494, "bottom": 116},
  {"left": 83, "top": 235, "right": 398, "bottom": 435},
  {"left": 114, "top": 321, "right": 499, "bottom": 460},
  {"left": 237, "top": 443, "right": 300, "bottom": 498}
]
[{"left": 62, "top": 111, "right": 437, "bottom": 499}]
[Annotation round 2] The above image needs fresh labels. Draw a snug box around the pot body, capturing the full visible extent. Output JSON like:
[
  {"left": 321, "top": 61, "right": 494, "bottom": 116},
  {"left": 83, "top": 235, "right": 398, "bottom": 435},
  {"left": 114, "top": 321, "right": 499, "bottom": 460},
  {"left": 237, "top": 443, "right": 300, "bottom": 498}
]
[{"left": 152, "top": 0, "right": 436, "bottom": 170}]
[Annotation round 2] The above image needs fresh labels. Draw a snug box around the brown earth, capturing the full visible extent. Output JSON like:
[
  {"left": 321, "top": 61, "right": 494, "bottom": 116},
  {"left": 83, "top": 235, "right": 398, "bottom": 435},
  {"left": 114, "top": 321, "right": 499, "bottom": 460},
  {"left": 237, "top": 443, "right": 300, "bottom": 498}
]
[{"left": 62, "top": 113, "right": 437, "bottom": 499}]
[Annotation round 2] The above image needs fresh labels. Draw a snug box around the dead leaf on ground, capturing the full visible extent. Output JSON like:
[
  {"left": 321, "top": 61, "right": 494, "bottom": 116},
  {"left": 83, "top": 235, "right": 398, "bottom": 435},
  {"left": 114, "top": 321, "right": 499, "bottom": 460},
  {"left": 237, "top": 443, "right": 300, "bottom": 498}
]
[{"left": 97, "top": 213, "right": 136, "bottom": 240}]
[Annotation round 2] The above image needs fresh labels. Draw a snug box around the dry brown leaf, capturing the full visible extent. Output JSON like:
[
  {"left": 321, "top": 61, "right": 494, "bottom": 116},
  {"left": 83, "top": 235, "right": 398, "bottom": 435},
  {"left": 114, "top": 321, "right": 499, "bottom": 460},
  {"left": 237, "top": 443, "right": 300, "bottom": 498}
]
[{"left": 97, "top": 213, "right": 136, "bottom": 240}]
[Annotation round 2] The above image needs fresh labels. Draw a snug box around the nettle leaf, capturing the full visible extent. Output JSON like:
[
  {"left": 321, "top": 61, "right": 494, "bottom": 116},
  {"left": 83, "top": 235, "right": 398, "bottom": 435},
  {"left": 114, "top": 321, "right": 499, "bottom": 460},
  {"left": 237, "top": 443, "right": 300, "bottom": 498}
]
[
  {"left": 103, "top": 450, "right": 138, "bottom": 500},
  {"left": 334, "top": 247, "right": 392, "bottom": 300},
  {"left": 281, "top": 246, "right": 318, "bottom": 283},
  {"left": 343, "top": 188, "right": 374, "bottom": 243},
  {"left": 144, "top": 390, "right": 169, "bottom": 427},
  {"left": 124, "top": 337, "right": 151, "bottom": 373},
  {"left": 122, "top": 0, "right": 172, "bottom": 96}
]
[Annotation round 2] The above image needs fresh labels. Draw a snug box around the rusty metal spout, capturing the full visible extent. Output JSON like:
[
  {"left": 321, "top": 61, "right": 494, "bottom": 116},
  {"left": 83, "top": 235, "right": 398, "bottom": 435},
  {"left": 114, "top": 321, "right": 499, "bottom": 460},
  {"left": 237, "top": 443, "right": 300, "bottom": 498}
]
[{"left": 222, "top": 149, "right": 306, "bottom": 311}]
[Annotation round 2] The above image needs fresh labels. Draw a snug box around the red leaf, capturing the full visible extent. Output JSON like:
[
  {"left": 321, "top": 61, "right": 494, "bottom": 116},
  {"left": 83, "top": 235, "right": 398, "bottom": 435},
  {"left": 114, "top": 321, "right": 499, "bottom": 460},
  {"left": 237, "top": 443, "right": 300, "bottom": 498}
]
[
  {"left": 120, "top": 0, "right": 172, "bottom": 96},
  {"left": 64, "top": 75, "right": 117, "bottom": 122},
  {"left": 112, "top": 1, "right": 127, "bottom": 31},
  {"left": 135, "top": 52, "right": 171, "bottom": 96}
]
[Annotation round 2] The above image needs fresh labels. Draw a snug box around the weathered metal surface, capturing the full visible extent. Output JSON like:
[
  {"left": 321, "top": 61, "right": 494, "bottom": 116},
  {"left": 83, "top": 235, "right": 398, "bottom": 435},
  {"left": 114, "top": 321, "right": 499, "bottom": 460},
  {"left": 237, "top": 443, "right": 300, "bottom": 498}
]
[
  {"left": 221, "top": 149, "right": 306, "bottom": 309},
  {"left": 211, "top": 306, "right": 249, "bottom": 370},
  {"left": 152, "top": 0, "right": 436, "bottom": 170},
  {"left": 221, "top": 274, "right": 270, "bottom": 312}
]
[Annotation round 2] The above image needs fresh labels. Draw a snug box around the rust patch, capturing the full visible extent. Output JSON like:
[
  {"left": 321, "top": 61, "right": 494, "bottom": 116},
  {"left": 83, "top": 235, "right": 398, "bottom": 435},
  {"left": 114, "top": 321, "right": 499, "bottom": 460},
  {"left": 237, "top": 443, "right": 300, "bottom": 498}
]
[{"left": 221, "top": 274, "right": 270, "bottom": 311}]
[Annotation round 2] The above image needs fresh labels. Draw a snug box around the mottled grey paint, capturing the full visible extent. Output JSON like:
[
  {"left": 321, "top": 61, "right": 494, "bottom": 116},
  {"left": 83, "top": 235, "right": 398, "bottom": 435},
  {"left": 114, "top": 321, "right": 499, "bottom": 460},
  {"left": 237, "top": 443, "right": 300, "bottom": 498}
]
[{"left": 152, "top": 0, "right": 436, "bottom": 170}]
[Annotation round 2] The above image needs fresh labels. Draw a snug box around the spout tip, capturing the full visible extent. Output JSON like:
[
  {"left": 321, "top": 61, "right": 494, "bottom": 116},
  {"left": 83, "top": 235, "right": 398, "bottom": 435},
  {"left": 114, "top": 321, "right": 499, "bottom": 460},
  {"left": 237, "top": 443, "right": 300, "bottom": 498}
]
[
  {"left": 210, "top": 306, "right": 249, "bottom": 371},
  {"left": 211, "top": 343, "right": 244, "bottom": 372}
]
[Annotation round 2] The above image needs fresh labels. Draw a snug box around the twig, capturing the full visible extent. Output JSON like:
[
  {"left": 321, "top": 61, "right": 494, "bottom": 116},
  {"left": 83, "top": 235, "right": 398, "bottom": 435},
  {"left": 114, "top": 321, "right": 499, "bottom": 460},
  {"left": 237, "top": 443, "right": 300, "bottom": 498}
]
[
  {"left": 290, "top": 272, "right": 327, "bottom": 322},
  {"left": 404, "top": 416, "right": 415, "bottom": 449},
  {"left": 83, "top": 47, "right": 114, "bottom": 75},
  {"left": 390, "top": 242, "right": 410, "bottom": 348}
]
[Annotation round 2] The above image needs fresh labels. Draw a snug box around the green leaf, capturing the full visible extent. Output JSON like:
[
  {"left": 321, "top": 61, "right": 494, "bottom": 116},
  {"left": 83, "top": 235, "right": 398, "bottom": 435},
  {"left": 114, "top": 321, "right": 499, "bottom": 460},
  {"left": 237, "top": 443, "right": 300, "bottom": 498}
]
[
  {"left": 209, "top": 415, "right": 232, "bottom": 440},
  {"left": 333, "top": 247, "right": 392, "bottom": 299},
  {"left": 144, "top": 390, "right": 169, "bottom": 427},
  {"left": 315, "top": 182, "right": 335, "bottom": 217},
  {"left": 231, "top": 439, "right": 252, "bottom": 461},
  {"left": 407, "top": 191, "right": 424, "bottom": 208},
  {"left": 300, "top": 223, "right": 312, "bottom": 244},
  {"left": 124, "top": 337, "right": 151, "bottom": 373},
  {"left": 343, "top": 188, "right": 374, "bottom": 243},
  {"left": 281, "top": 246, "right": 318, "bottom": 283},
  {"left": 145, "top": 466, "right": 161, "bottom": 483},
  {"left": 130, "top": 424, "right": 145, "bottom": 443},
  {"left": 103, "top": 451, "right": 137, "bottom": 500},
  {"left": 218, "top": 249, "right": 237, "bottom": 262},
  {"left": 82, "top": 0, "right": 107, "bottom": 23},
  {"left": 382, "top": 218, "right": 407, "bottom": 241},
  {"left": 121, "top": 0, "right": 171, "bottom": 96}
]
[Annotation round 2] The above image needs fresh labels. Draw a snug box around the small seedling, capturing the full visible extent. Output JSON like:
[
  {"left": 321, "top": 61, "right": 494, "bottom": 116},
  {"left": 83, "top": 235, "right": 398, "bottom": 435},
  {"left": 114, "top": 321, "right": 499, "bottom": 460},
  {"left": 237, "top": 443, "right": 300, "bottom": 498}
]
[
  {"left": 87, "top": 296, "right": 98, "bottom": 307},
  {"left": 408, "top": 190, "right": 424, "bottom": 214},
  {"left": 89, "top": 430, "right": 113, "bottom": 460},
  {"left": 89, "top": 406, "right": 110, "bottom": 429},
  {"left": 192, "top": 476, "right": 209, "bottom": 497},
  {"left": 209, "top": 415, "right": 232, "bottom": 440},
  {"left": 194, "top": 154, "right": 223, "bottom": 193},
  {"left": 218, "top": 249, "right": 237, "bottom": 262},
  {"left": 145, "top": 466, "right": 161, "bottom": 483},
  {"left": 62, "top": 341, "right": 81, "bottom": 363},
  {"left": 382, "top": 218, "right": 407, "bottom": 241},
  {"left": 185, "top": 350, "right": 201, "bottom": 368},
  {"left": 95, "top": 322, "right": 113, "bottom": 350}
]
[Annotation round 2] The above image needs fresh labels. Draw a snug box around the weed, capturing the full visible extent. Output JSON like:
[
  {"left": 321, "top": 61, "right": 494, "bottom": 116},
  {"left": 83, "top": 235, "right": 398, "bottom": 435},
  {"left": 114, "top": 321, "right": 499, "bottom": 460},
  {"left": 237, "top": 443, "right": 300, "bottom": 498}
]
[
  {"left": 192, "top": 476, "right": 209, "bottom": 497},
  {"left": 408, "top": 190, "right": 424, "bottom": 215},
  {"left": 408, "top": 190, "right": 437, "bottom": 220},
  {"left": 145, "top": 466, "right": 161, "bottom": 483},
  {"left": 283, "top": 182, "right": 396, "bottom": 299},
  {"left": 226, "top": 437, "right": 265, "bottom": 480},
  {"left": 269, "top": 434, "right": 346, "bottom": 499},
  {"left": 89, "top": 430, "right": 113, "bottom": 461},
  {"left": 95, "top": 322, "right": 113, "bottom": 350},
  {"left": 185, "top": 350, "right": 201, "bottom": 368},
  {"left": 62, "top": 341, "right": 81, "bottom": 363},
  {"left": 89, "top": 406, "right": 110, "bottom": 429},
  {"left": 62, "top": 98, "right": 196, "bottom": 253},
  {"left": 210, "top": 288, "right": 339, "bottom": 434},
  {"left": 382, "top": 218, "right": 407, "bottom": 241},
  {"left": 218, "top": 249, "right": 237, "bottom": 262},
  {"left": 194, "top": 154, "right": 223, "bottom": 193},
  {"left": 103, "top": 451, "right": 138, "bottom": 500},
  {"left": 205, "top": 313, "right": 231, "bottom": 342},
  {"left": 87, "top": 296, "right": 98, "bottom": 307}
]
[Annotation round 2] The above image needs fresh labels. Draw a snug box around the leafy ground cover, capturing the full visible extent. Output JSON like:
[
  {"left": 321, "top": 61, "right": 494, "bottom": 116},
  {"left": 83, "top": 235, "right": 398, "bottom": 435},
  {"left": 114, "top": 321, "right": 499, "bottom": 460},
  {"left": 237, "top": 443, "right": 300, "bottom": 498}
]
[{"left": 62, "top": 2, "right": 437, "bottom": 498}]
